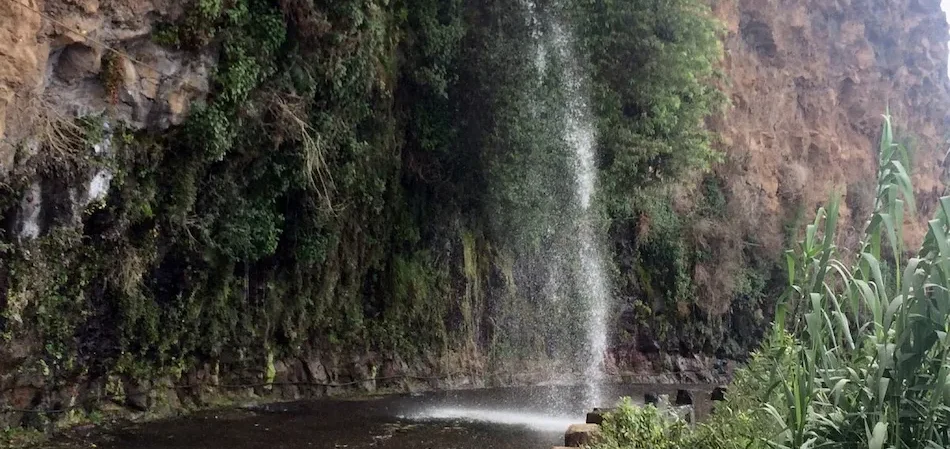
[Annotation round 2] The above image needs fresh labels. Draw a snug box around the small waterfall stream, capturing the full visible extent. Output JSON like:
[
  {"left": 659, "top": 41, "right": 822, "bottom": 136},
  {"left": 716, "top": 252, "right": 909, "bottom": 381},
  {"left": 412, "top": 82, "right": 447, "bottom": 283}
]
[
  {"left": 523, "top": 1, "right": 611, "bottom": 407},
  {"left": 406, "top": 2, "right": 614, "bottom": 428}
]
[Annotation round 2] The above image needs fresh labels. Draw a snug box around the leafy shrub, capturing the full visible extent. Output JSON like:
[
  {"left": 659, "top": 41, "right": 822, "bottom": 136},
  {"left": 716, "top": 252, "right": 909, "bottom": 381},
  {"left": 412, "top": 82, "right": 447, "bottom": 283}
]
[
  {"left": 183, "top": 103, "right": 235, "bottom": 162},
  {"left": 595, "top": 394, "right": 769, "bottom": 449},
  {"left": 574, "top": 0, "right": 724, "bottom": 215},
  {"left": 598, "top": 399, "right": 690, "bottom": 449}
]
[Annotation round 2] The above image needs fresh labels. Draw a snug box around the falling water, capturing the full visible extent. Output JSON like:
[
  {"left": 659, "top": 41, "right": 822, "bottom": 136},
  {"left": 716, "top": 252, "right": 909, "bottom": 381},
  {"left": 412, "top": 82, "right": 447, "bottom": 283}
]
[
  {"left": 522, "top": 2, "right": 611, "bottom": 407},
  {"left": 404, "top": 2, "right": 612, "bottom": 428}
]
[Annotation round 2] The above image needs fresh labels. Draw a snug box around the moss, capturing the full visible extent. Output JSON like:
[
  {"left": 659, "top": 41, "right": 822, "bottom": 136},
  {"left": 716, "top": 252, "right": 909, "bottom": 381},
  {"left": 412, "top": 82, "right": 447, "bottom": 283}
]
[
  {"left": 7, "top": 228, "right": 95, "bottom": 374},
  {"left": 264, "top": 351, "right": 275, "bottom": 387},
  {"left": 636, "top": 265, "right": 656, "bottom": 304},
  {"left": 461, "top": 230, "right": 478, "bottom": 282},
  {"left": 152, "top": 0, "right": 225, "bottom": 50},
  {"left": 371, "top": 251, "right": 450, "bottom": 355},
  {"left": 457, "top": 229, "right": 482, "bottom": 342},
  {"left": 699, "top": 175, "right": 727, "bottom": 218},
  {"left": 634, "top": 192, "right": 695, "bottom": 307},
  {"left": 1, "top": 427, "right": 44, "bottom": 448}
]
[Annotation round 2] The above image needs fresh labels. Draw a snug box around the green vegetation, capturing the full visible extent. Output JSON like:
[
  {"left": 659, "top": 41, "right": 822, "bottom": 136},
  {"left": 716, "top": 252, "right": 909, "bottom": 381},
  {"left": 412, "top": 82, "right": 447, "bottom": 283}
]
[
  {"left": 597, "top": 397, "right": 766, "bottom": 449},
  {"left": 0, "top": 0, "right": 736, "bottom": 423},
  {"left": 596, "top": 114, "right": 950, "bottom": 449},
  {"left": 763, "top": 113, "right": 943, "bottom": 448},
  {"left": 574, "top": 0, "right": 725, "bottom": 210}
]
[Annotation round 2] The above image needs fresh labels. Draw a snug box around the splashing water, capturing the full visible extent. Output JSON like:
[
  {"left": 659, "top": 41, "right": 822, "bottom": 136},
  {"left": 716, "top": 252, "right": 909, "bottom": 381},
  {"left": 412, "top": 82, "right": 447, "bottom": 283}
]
[
  {"left": 405, "top": 5, "right": 612, "bottom": 427},
  {"left": 555, "top": 23, "right": 610, "bottom": 408},
  {"left": 407, "top": 407, "right": 579, "bottom": 432},
  {"left": 522, "top": 1, "right": 611, "bottom": 407}
]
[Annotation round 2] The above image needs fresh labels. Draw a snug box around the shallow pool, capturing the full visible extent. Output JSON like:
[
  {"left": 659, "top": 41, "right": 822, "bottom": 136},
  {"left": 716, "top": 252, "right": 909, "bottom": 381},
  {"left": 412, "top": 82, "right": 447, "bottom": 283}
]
[{"left": 46, "top": 383, "right": 713, "bottom": 449}]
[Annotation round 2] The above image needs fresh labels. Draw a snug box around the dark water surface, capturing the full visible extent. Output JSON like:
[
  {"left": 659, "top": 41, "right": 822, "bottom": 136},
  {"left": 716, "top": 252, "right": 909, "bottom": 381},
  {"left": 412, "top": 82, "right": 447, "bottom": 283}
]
[{"left": 47, "top": 384, "right": 711, "bottom": 449}]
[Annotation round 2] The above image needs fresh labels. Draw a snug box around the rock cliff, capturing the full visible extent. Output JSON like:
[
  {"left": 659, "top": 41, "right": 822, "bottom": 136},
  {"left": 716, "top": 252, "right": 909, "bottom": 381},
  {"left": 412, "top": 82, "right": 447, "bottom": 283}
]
[
  {"left": 676, "top": 0, "right": 950, "bottom": 320},
  {"left": 712, "top": 0, "right": 948, "bottom": 249}
]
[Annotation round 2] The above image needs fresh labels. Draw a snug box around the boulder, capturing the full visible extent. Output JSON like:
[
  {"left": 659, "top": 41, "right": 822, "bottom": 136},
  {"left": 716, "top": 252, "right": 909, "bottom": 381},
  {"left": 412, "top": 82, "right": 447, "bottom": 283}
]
[
  {"left": 565, "top": 423, "right": 601, "bottom": 447},
  {"left": 670, "top": 405, "right": 695, "bottom": 424},
  {"left": 122, "top": 378, "right": 151, "bottom": 412},
  {"left": 657, "top": 394, "right": 670, "bottom": 409}
]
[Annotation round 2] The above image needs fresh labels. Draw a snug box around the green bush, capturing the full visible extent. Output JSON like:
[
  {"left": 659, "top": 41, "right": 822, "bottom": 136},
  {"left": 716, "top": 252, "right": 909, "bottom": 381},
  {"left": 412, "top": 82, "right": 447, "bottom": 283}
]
[
  {"left": 598, "top": 399, "right": 690, "bottom": 449},
  {"left": 676, "top": 113, "right": 950, "bottom": 449},
  {"left": 573, "top": 0, "right": 724, "bottom": 215},
  {"left": 599, "top": 114, "right": 949, "bottom": 449},
  {"left": 595, "top": 394, "right": 769, "bottom": 449}
]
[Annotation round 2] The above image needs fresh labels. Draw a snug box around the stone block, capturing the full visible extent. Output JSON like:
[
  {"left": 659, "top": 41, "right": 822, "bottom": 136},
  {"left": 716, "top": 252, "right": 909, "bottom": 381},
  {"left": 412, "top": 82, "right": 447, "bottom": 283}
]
[
  {"left": 565, "top": 423, "right": 601, "bottom": 447},
  {"left": 669, "top": 405, "right": 695, "bottom": 425}
]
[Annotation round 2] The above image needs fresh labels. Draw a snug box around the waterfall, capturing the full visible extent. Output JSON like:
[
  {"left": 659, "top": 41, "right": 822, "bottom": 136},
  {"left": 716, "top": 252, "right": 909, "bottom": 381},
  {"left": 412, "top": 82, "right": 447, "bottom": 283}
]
[{"left": 521, "top": 1, "right": 611, "bottom": 407}]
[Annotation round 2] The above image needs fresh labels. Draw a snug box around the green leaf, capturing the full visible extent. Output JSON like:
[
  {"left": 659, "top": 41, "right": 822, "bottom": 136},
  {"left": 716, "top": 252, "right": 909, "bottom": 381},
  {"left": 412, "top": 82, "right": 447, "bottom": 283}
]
[
  {"left": 884, "top": 296, "right": 904, "bottom": 334},
  {"left": 868, "top": 421, "right": 887, "bottom": 449}
]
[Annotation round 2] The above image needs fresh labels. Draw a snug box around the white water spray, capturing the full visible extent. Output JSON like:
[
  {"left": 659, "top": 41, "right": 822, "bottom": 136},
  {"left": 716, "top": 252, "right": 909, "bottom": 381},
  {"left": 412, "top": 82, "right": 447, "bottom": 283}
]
[
  {"left": 407, "top": 4, "right": 612, "bottom": 428},
  {"left": 552, "top": 21, "right": 609, "bottom": 407},
  {"left": 407, "top": 407, "right": 578, "bottom": 432},
  {"left": 522, "top": 1, "right": 611, "bottom": 407}
]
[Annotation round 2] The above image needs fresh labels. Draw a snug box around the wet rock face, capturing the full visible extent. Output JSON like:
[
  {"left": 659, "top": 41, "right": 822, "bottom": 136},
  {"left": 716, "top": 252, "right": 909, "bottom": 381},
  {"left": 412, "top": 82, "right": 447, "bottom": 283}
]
[
  {"left": 0, "top": 0, "right": 947, "bottom": 429},
  {"left": 15, "top": 181, "right": 42, "bottom": 240}
]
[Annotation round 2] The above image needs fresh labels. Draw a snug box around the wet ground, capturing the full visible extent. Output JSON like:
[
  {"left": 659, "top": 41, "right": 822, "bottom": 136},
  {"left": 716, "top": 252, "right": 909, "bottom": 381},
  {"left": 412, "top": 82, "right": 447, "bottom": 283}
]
[{"left": 46, "top": 384, "right": 712, "bottom": 449}]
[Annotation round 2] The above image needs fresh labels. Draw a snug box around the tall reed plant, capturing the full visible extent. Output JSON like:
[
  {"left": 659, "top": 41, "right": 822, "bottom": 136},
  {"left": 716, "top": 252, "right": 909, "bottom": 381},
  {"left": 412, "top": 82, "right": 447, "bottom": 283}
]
[{"left": 768, "top": 113, "right": 950, "bottom": 449}]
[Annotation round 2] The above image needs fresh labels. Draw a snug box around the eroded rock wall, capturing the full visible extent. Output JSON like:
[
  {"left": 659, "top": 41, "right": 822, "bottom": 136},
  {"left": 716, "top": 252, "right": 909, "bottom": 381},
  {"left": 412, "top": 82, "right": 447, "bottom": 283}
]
[
  {"left": 0, "top": 0, "right": 44, "bottom": 171},
  {"left": 0, "top": 0, "right": 209, "bottom": 167},
  {"left": 711, "top": 0, "right": 950, "bottom": 253}
]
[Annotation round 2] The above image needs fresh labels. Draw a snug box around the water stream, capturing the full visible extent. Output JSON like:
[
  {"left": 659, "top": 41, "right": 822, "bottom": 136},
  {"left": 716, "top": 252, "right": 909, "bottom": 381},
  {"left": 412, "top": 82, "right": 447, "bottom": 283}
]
[{"left": 522, "top": 0, "right": 611, "bottom": 407}]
